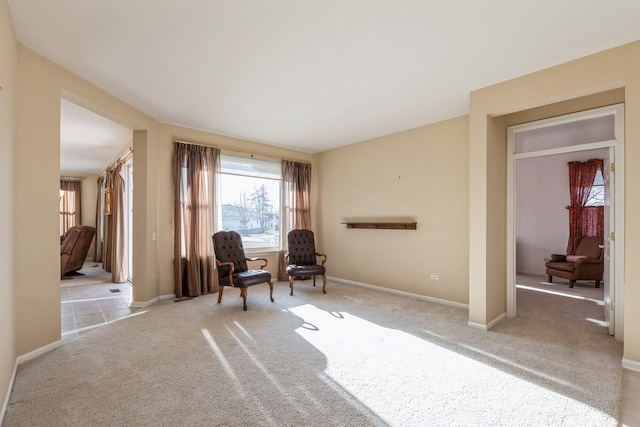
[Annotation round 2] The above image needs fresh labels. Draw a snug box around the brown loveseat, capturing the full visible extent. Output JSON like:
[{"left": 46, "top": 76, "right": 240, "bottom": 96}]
[
  {"left": 544, "top": 236, "right": 604, "bottom": 288},
  {"left": 60, "top": 225, "right": 96, "bottom": 277}
]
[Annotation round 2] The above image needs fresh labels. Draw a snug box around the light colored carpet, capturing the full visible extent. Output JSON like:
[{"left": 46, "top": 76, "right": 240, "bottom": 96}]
[
  {"left": 4, "top": 277, "right": 622, "bottom": 426},
  {"left": 516, "top": 272, "right": 605, "bottom": 302}
]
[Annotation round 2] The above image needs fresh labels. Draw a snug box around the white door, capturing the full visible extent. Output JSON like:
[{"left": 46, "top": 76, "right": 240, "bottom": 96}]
[{"left": 603, "top": 148, "right": 614, "bottom": 336}]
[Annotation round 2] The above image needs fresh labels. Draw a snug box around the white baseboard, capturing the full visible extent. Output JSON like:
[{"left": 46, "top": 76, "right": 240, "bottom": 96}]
[
  {"left": 2, "top": 340, "right": 63, "bottom": 423},
  {"left": 1, "top": 361, "right": 18, "bottom": 426},
  {"left": 130, "top": 293, "right": 175, "bottom": 308},
  {"left": 622, "top": 358, "right": 640, "bottom": 372},
  {"left": 327, "top": 276, "right": 469, "bottom": 310},
  {"left": 468, "top": 312, "right": 507, "bottom": 331},
  {"left": 16, "top": 340, "right": 63, "bottom": 365}
]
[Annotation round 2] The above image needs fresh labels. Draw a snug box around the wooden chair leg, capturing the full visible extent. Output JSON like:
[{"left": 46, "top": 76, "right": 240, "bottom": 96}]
[
  {"left": 548, "top": 275, "right": 552, "bottom": 283},
  {"left": 289, "top": 276, "right": 295, "bottom": 296},
  {"left": 217, "top": 286, "right": 224, "bottom": 303},
  {"left": 322, "top": 274, "right": 327, "bottom": 294},
  {"left": 569, "top": 280, "right": 575, "bottom": 288},
  {"left": 313, "top": 276, "right": 316, "bottom": 287},
  {"left": 595, "top": 280, "right": 600, "bottom": 288},
  {"left": 241, "top": 288, "right": 248, "bottom": 311},
  {"left": 268, "top": 281, "right": 274, "bottom": 302}
]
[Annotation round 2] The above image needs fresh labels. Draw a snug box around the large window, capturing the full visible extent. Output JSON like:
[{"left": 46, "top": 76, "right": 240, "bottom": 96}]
[
  {"left": 60, "top": 178, "right": 82, "bottom": 236},
  {"left": 217, "top": 154, "right": 281, "bottom": 251}
]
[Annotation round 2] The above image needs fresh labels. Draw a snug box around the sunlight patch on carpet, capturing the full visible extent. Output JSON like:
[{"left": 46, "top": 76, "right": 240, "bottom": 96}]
[
  {"left": 517, "top": 284, "right": 603, "bottom": 304},
  {"left": 288, "top": 303, "right": 615, "bottom": 426}
]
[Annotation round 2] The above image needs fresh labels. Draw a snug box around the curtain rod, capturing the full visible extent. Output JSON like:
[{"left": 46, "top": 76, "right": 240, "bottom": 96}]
[
  {"left": 60, "top": 176, "right": 84, "bottom": 182},
  {"left": 174, "top": 139, "right": 311, "bottom": 166}
]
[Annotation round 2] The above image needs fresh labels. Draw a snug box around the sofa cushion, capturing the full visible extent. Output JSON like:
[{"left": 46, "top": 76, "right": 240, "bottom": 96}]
[
  {"left": 574, "top": 236, "right": 603, "bottom": 259},
  {"left": 544, "top": 261, "right": 575, "bottom": 273}
]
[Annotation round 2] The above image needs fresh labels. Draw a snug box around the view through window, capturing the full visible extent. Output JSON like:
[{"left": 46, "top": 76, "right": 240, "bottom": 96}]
[
  {"left": 585, "top": 167, "right": 604, "bottom": 207},
  {"left": 218, "top": 154, "right": 281, "bottom": 251}
]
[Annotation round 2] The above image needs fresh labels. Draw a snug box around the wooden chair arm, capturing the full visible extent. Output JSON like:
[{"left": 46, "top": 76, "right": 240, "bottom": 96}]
[
  {"left": 316, "top": 253, "right": 327, "bottom": 266},
  {"left": 246, "top": 257, "right": 268, "bottom": 270},
  {"left": 216, "top": 260, "right": 236, "bottom": 287}
]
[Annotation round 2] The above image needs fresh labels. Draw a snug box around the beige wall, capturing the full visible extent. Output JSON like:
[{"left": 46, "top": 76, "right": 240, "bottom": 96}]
[
  {"left": 0, "top": 0, "right": 18, "bottom": 414},
  {"left": 4, "top": 8, "right": 640, "bottom": 420},
  {"left": 469, "top": 41, "right": 640, "bottom": 363},
  {"left": 316, "top": 116, "right": 470, "bottom": 304},
  {"left": 16, "top": 46, "right": 160, "bottom": 355},
  {"left": 156, "top": 124, "right": 314, "bottom": 296}
]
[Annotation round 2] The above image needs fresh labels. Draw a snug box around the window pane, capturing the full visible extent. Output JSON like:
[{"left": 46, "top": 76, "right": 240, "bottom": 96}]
[
  {"left": 515, "top": 115, "right": 615, "bottom": 154},
  {"left": 585, "top": 168, "right": 604, "bottom": 207},
  {"left": 219, "top": 155, "right": 281, "bottom": 251}
]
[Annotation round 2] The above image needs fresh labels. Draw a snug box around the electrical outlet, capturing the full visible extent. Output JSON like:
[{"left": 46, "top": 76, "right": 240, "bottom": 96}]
[{"left": 431, "top": 274, "right": 439, "bottom": 280}]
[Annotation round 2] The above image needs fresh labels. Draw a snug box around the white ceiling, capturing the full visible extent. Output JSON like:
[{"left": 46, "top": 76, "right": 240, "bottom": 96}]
[
  {"left": 9, "top": 1, "right": 640, "bottom": 161},
  {"left": 60, "top": 99, "right": 132, "bottom": 175}
]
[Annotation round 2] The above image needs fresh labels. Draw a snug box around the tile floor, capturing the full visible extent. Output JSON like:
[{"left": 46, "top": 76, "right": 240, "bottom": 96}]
[{"left": 61, "top": 263, "right": 139, "bottom": 341}]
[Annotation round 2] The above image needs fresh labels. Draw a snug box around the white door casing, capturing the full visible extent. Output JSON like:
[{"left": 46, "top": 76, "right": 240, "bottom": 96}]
[
  {"left": 603, "top": 148, "right": 614, "bottom": 335},
  {"left": 506, "top": 103, "right": 624, "bottom": 342}
]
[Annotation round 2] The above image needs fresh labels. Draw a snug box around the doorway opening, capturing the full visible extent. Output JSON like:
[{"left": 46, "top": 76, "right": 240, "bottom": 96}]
[
  {"left": 59, "top": 98, "right": 137, "bottom": 341},
  {"left": 506, "top": 104, "right": 625, "bottom": 341}
]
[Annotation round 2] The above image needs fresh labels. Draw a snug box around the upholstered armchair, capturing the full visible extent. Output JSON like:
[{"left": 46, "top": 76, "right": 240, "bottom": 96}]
[
  {"left": 545, "top": 236, "right": 604, "bottom": 288},
  {"left": 212, "top": 230, "right": 274, "bottom": 311},
  {"left": 286, "top": 229, "right": 327, "bottom": 295},
  {"left": 60, "top": 225, "right": 96, "bottom": 277}
]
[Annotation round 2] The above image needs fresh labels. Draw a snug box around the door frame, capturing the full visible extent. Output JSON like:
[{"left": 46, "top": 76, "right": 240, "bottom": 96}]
[{"left": 506, "top": 103, "right": 625, "bottom": 341}]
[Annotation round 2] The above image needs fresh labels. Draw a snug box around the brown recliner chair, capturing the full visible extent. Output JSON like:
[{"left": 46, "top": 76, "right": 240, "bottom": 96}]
[
  {"left": 213, "top": 230, "right": 274, "bottom": 311},
  {"left": 60, "top": 225, "right": 96, "bottom": 277},
  {"left": 545, "top": 236, "right": 604, "bottom": 288}
]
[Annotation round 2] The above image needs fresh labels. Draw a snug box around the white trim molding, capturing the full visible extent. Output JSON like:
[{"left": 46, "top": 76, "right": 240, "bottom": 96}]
[
  {"left": 468, "top": 313, "right": 507, "bottom": 331},
  {"left": 622, "top": 358, "right": 640, "bottom": 373},
  {"left": 3, "top": 340, "right": 65, "bottom": 422},
  {"left": 16, "top": 340, "right": 63, "bottom": 365},
  {"left": 130, "top": 293, "right": 175, "bottom": 308},
  {"left": 1, "top": 362, "right": 18, "bottom": 426},
  {"left": 327, "top": 276, "right": 469, "bottom": 310}
]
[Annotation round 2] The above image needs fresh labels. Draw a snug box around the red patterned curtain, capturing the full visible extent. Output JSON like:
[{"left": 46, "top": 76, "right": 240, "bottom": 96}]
[
  {"left": 565, "top": 159, "right": 603, "bottom": 254},
  {"left": 581, "top": 206, "right": 604, "bottom": 238}
]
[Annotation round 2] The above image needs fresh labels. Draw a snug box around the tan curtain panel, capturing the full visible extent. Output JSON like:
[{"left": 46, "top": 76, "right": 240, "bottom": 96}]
[
  {"left": 279, "top": 160, "right": 312, "bottom": 280},
  {"left": 103, "top": 171, "right": 115, "bottom": 273},
  {"left": 111, "top": 163, "right": 127, "bottom": 283},
  {"left": 101, "top": 164, "right": 127, "bottom": 282},
  {"left": 173, "top": 142, "right": 220, "bottom": 298},
  {"left": 60, "top": 179, "right": 82, "bottom": 236},
  {"left": 565, "top": 158, "right": 603, "bottom": 254},
  {"left": 93, "top": 176, "right": 104, "bottom": 263}
]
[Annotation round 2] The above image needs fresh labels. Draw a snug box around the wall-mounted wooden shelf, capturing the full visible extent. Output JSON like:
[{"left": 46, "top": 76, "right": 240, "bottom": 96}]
[{"left": 342, "top": 222, "right": 417, "bottom": 230}]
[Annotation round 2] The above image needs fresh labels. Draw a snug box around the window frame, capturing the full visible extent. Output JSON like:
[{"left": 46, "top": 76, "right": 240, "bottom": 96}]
[{"left": 216, "top": 153, "right": 282, "bottom": 253}]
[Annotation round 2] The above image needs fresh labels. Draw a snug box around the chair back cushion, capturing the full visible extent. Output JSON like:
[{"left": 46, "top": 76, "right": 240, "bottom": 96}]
[
  {"left": 213, "top": 231, "right": 248, "bottom": 280},
  {"left": 574, "top": 236, "right": 603, "bottom": 259},
  {"left": 287, "top": 229, "right": 317, "bottom": 266}
]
